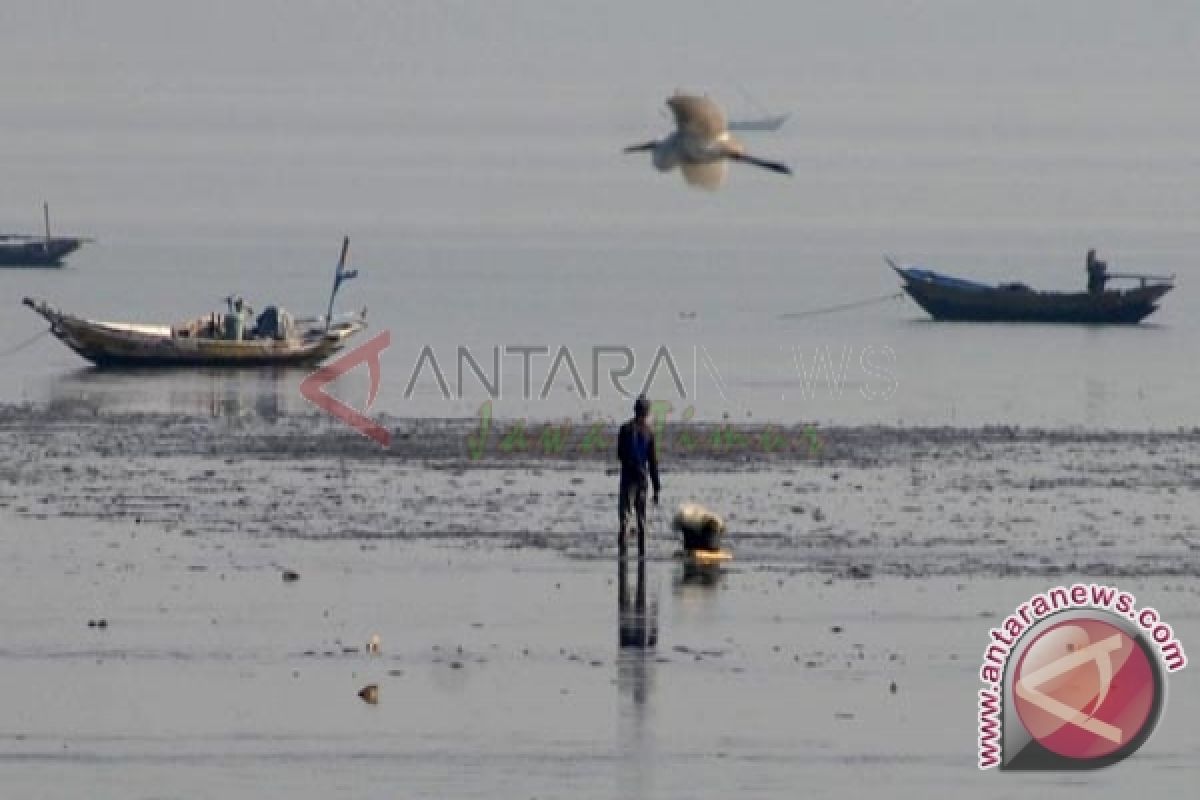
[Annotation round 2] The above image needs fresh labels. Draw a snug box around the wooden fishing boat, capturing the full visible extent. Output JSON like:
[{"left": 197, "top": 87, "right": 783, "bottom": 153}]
[
  {"left": 888, "top": 257, "right": 1174, "bottom": 324},
  {"left": 23, "top": 298, "right": 366, "bottom": 368},
  {"left": 0, "top": 205, "right": 88, "bottom": 267},
  {"left": 23, "top": 237, "right": 368, "bottom": 368}
]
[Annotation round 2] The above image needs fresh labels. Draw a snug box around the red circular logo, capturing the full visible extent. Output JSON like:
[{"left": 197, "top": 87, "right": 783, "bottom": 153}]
[{"left": 1013, "top": 617, "right": 1157, "bottom": 761}]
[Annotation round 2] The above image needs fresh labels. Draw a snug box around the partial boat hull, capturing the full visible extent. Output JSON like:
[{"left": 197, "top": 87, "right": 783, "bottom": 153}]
[
  {"left": 892, "top": 265, "right": 1172, "bottom": 324},
  {"left": 728, "top": 113, "right": 790, "bottom": 132},
  {"left": 0, "top": 238, "right": 84, "bottom": 267}
]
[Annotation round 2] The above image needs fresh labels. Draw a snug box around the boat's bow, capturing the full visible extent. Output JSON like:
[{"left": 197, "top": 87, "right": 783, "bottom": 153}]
[
  {"left": 23, "top": 297, "right": 68, "bottom": 330},
  {"left": 885, "top": 256, "right": 932, "bottom": 290}
]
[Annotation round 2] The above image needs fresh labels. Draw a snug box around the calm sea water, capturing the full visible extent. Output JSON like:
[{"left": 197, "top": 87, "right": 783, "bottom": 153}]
[{"left": 2, "top": 0, "right": 1198, "bottom": 428}]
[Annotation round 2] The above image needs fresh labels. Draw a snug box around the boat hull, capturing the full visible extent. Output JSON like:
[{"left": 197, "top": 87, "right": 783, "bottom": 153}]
[
  {"left": 895, "top": 267, "right": 1171, "bottom": 324},
  {"left": 0, "top": 238, "right": 84, "bottom": 267},
  {"left": 79, "top": 347, "right": 344, "bottom": 369}
]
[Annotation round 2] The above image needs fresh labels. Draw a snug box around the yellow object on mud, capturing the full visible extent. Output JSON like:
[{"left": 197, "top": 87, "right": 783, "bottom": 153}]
[{"left": 685, "top": 548, "right": 733, "bottom": 565}]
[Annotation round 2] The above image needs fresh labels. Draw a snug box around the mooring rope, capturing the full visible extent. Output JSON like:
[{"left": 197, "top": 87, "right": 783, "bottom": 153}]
[
  {"left": 0, "top": 328, "right": 50, "bottom": 358},
  {"left": 779, "top": 291, "right": 905, "bottom": 320}
]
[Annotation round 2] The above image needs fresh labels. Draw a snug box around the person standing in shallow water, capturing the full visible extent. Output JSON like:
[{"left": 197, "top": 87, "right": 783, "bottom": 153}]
[{"left": 617, "top": 394, "right": 661, "bottom": 558}]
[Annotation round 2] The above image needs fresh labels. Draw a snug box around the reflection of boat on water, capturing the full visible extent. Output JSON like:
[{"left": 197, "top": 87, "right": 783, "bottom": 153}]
[
  {"left": 23, "top": 237, "right": 368, "bottom": 367},
  {"left": 45, "top": 365, "right": 310, "bottom": 419},
  {"left": 0, "top": 204, "right": 89, "bottom": 268},
  {"left": 888, "top": 257, "right": 1174, "bottom": 324}
]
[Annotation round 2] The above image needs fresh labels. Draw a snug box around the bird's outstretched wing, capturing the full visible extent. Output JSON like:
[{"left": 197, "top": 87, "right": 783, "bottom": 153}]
[{"left": 667, "top": 94, "right": 727, "bottom": 141}]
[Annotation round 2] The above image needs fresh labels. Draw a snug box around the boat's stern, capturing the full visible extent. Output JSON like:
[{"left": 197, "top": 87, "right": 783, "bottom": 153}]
[
  {"left": 326, "top": 312, "right": 368, "bottom": 340},
  {"left": 303, "top": 310, "right": 370, "bottom": 362}
]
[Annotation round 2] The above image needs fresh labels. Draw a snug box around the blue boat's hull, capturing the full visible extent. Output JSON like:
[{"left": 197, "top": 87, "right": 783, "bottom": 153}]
[{"left": 0, "top": 238, "right": 84, "bottom": 268}]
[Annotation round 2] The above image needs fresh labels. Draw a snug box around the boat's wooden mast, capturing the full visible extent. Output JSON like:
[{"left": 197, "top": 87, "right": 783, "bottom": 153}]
[{"left": 325, "top": 236, "right": 351, "bottom": 331}]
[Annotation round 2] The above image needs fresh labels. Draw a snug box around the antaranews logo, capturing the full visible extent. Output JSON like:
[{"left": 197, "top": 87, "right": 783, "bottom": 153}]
[
  {"left": 978, "top": 583, "right": 1187, "bottom": 770},
  {"left": 300, "top": 330, "right": 392, "bottom": 447}
]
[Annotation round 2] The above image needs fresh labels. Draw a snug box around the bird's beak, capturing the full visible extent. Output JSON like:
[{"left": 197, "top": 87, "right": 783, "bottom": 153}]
[{"left": 623, "top": 141, "right": 656, "bottom": 153}]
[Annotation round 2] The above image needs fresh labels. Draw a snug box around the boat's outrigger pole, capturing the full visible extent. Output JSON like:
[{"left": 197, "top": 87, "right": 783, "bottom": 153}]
[
  {"left": 324, "top": 236, "right": 358, "bottom": 331},
  {"left": 1106, "top": 272, "right": 1176, "bottom": 288}
]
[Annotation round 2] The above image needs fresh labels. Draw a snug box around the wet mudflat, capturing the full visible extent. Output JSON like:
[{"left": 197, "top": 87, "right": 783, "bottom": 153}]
[
  {"left": 2, "top": 405, "right": 1198, "bottom": 577},
  {"left": 2, "top": 407, "right": 1199, "bottom": 798},
  {"left": 1, "top": 522, "right": 1197, "bottom": 799}
]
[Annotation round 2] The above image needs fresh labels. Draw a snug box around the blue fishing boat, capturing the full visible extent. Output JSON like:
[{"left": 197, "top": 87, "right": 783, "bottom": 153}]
[{"left": 888, "top": 257, "right": 1173, "bottom": 324}]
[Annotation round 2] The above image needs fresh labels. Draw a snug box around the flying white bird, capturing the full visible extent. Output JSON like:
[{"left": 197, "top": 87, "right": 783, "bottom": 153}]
[{"left": 624, "top": 93, "right": 792, "bottom": 189}]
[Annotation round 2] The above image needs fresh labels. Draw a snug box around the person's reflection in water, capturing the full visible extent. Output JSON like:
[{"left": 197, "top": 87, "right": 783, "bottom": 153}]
[
  {"left": 618, "top": 556, "right": 658, "bottom": 651},
  {"left": 616, "top": 556, "right": 658, "bottom": 797}
]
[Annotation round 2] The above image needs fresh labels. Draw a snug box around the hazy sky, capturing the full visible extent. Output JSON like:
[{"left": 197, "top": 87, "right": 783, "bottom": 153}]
[
  {"left": 3, "top": 1, "right": 1198, "bottom": 239},
  {"left": 3, "top": 2, "right": 1199, "bottom": 426}
]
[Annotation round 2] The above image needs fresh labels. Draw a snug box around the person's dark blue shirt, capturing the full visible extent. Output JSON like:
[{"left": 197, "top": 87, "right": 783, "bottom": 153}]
[{"left": 617, "top": 418, "right": 661, "bottom": 493}]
